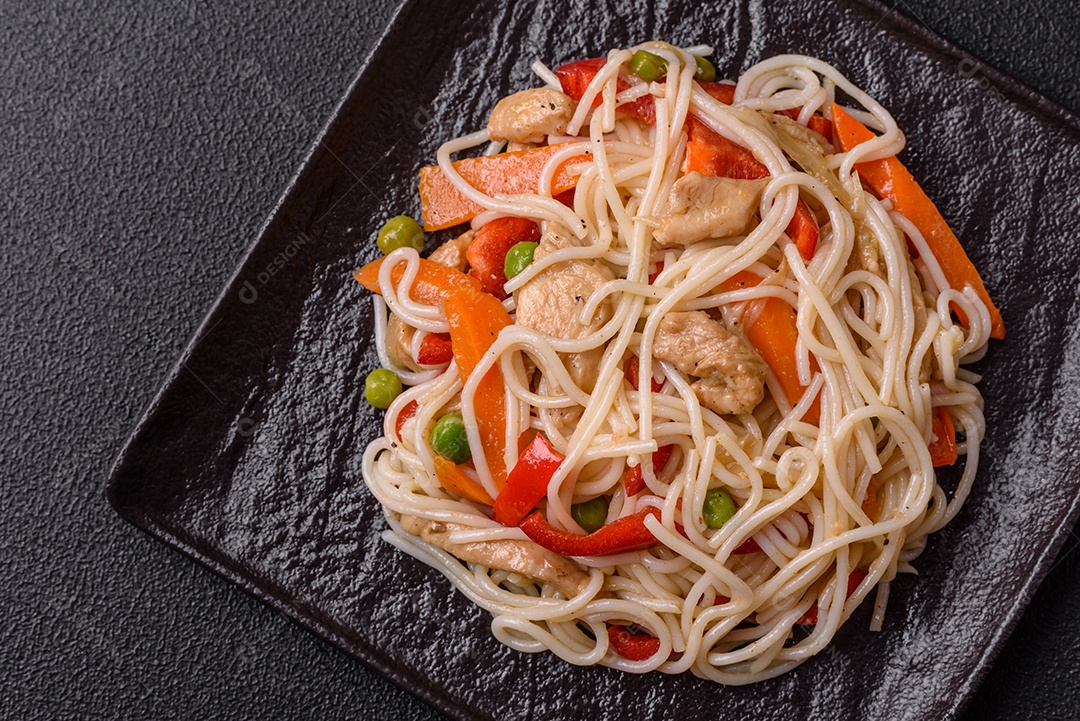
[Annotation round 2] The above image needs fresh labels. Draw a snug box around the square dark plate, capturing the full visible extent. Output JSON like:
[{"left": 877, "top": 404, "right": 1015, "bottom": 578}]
[{"left": 106, "top": 0, "right": 1080, "bottom": 719}]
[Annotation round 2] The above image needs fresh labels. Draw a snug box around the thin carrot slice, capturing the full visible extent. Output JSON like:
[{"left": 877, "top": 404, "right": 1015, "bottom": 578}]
[
  {"left": 444, "top": 288, "right": 513, "bottom": 489},
  {"left": 830, "top": 103, "right": 1004, "bottom": 339},
  {"left": 353, "top": 256, "right": 481, "bottom": 304},
  {"left": 418, "top": 144, "right": 590, "bottom": 231},
  {"left": 433, "top": 456, "right": 495, "bottom": 505}
]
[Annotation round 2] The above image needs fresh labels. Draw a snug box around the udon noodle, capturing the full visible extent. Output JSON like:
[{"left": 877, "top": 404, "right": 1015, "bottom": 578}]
[{"left": 358, "top": 42, "right": 997, "bottom": 683}]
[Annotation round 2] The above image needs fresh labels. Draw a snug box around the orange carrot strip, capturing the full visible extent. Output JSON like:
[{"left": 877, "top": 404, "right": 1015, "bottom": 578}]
[
  {"left": 433, "top": 456, "right": 495, "bottom": 505},
  {"left": 353, "top": 256, "right": 482, "bottom": 304},
  {"left": 444, "top": 288, "right": 512, "bottom": 489},
  {"left": 830, "top": 103, "right": 1004, "bottom": 339},
  {"left": 418, "top": 144, "right": 590, "bottom": 231},
  {"left": 721, "top": 271, "right": 820, "bottom": 425}
]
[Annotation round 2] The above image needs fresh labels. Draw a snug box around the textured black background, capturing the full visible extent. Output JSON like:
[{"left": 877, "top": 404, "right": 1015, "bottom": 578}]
[{"left": 2, "top": 1, "right": 1079, "bottom": 719}]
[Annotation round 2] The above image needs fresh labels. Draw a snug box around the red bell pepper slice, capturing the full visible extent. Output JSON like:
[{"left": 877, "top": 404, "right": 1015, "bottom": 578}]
[
  {"left": 416, "top": 333, "right": 453, "bottom": 365},
  {"left": 519, "top": 507, "right": 662, "bottom": 556},
  {"left": 466, "top": 216, "right": 541, "bottom": 300},
  {"left": 607, "top": 625, "right": 662, "bottom": 661},
  {"left": 623, "top": 444, "right": 674, "bottom": 496},
  {"left": 929, "top": 405, "right": 958, "bottom": 467},
  {"left": 794, "top": 568, "right": 868, "bottom": 625},
  {"left": 394, "top": 400, "right": 418, "bottom": 440},
  {"left": 493, "top": 433, "right": 566, "bottom": 526},
  {"left": 624, "top": 354, "right": 663, "bottom": 393}
]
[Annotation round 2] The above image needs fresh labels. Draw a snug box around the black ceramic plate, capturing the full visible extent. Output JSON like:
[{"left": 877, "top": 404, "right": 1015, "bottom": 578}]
[{"left": 106, "top": 0, "right": 1080, "bottom": 718}]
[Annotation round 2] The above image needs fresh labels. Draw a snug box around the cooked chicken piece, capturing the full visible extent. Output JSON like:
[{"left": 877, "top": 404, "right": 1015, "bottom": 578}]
[
  {"left": 652, "top": 311, "right": 767, "bottom": 415},
  {"left": 487, "top": 88, "right": 576, "bottom": 145},
  {"left": 428, "top": 228, "right": 474, "bottom": 272},
  {"left": 515, "top": 229, "right": 615, "bottom": 392},
  {"left": 653, "top": 173, "right": 767, "bottom": 247},
  {"left": 768, "top": 113, "right": 834, "bottom": 156},
  {"left": 396, "top": 513, "right": 591, "bottom": 597},
  {"left": 385, "top": 314, "right": 422, "bottom": 373}
]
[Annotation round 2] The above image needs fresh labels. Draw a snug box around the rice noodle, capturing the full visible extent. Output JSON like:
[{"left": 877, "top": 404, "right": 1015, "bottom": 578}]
[{"left": 359, "top": 43, "right": 992, "bottom": 684}]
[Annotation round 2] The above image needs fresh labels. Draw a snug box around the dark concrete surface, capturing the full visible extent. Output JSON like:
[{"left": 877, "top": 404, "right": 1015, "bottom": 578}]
[{"left": 2, "top": 1, "right": 1077, "bottom": 718}]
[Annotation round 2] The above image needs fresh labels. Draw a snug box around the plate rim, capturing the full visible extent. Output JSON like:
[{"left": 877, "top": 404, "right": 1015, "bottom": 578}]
[{"left": 105, "top": 1, "right": 1080, "bottom": 719}]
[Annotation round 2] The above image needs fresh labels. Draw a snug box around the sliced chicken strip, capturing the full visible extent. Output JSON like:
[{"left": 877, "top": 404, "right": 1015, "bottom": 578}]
[
  {"left": 653, "top": 172, "right": 767, "bottom": 248},
  {"left": 652, "top": 311, "right": 767, "bottom": 415},
  {"left": 396, "top": 513, "right": 591, "bottom": 597},
  {"left": 428, "top": 228, "right": 474, "bottom": 272},
  {"left": 514, "top": 228, "right": 615, "bottom": 392}
]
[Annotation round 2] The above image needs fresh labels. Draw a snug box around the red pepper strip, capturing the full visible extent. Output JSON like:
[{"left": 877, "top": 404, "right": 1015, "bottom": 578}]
[
  {"left": 519, "top": 507, "right": 662, "bottom": 556},
  {"left": 624, "top": 354, "right": 663, "bottom": 394},
  {"left": 795, "top": 568, "right": 869, "bottom": 626},
  {"left": 623, "top": 444, "right": 674, "bottom": 496},
  {"left": 720, "top": 271, "right": 821, "bottom": 425},
  {"left": 648, "top": 259, "right": 664, "bottom": 285},
  {"left": 831, "top": 103, "right": 1004, "bottom": 339},
  {"left": 607, "top": 625, "right": 662, "bottom": 661},
  {"left": 554, "top": 188, "right": 576, "bottom": 207},
  {"left": 929, "top": 405, "right": 958, "bottom": 467},
  {"left": 394, "top": 400, "right": 418, "bottom": 440},
  {"left": 555, "top": 58, "right": 610, "bottom": 108},
  {"left": 493, "top": 433, "right": 566, "bottom": 527},
  {"left": 466, "top": 216, "right": 541, "bottom": 300},
  {"left": 416, "top": 333, "right": 453, "bottom": 365},
  {"left": 733, "top": 537, "right": 761, "bottom": 554},
  {"left": 433, "top": 456, "right": 495, "bottom": 506}
]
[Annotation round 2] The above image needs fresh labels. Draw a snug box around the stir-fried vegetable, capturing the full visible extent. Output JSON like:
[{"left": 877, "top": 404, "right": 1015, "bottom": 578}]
[
  {"left": 431, "top": 413, "right": 472, "bottom": 464},
  {"left": 364, "top": 368, "right": 402, "bottom": 409},
  {"left": 354, "top": 256, "right": 481, "bottom": 303},
  {"left": 518, "top": 507, "right": 662, "bottom": 556},
  {"left": 571, "top": 496, "right": 610, "bottom": 533},
  {"left": 693, "top": 55, "right": 716, "bottom": 82},
  {"left": 466, "top": 216, "right": 541, "bottom": 299},
  {"left": 702, "top": 487, "right": 737, "bottom": 529},
  {"left": 504, "top": 241, "right": 539, "bottom": 280},
  {"left": 418, "top": 144, "right": 589, "bottom": 231},
  {"left": 444, "top": 287, "right": 513, "bottom": 489},
  {"left": 433, "top": 456, "right": 494, "bottom": 506},
  {"left": 929, "top": 406, "right": 958, "bottom": 467},
  {"left": 416, "top": 333, "right": 453, "bottom": 365},
  {"left": 493, "top": 433, "right": 566, "bottom": 526},
  {"left": 623, "top": 444, "right": 673, "bottom": 496},
  {"left": 376, "top": 215, "right": 425, "bottom": 254},
  {"left": 629, "top": 49, "right": 667, "bottom": 82},
  {"left": 607, "top": 625, "right": 662, "bottom": 661},
  {"left": 830, "top": 103, "right": 1005, "bottom": 339}
]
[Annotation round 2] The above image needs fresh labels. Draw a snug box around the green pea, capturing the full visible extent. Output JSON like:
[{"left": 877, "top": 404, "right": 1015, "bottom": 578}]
[
  {"left": 572, "top": 496, "right": 609, "bottom": 534},
  {"left": 430, "top": 413, "right": 471, "bottom": 464},
  {"left": 504, "top": 241, "right": 539, "bottom": 280},
  {"left": 364, "top": 368, "right": 402, "bottom": 409},
  {"left": 629, "top": 50, "right": 667, "bottom": 83},
  {"left": 377, "top": 215, "right": 425, "bottom": 255},
  {"left": 693, "top": 55, "right": 717, "bottom": 82},
  {"left": 703, "top": 487, "right": 736, "bottom": 529}
]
